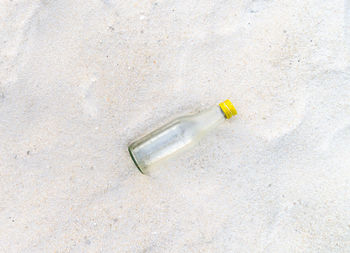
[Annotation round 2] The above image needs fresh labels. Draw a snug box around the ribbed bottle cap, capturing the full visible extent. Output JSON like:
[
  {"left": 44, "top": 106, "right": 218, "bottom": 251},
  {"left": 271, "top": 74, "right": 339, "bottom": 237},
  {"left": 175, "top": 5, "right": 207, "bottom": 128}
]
[{"left": 219, "top": 99, "right": 237, "bottom": 119}]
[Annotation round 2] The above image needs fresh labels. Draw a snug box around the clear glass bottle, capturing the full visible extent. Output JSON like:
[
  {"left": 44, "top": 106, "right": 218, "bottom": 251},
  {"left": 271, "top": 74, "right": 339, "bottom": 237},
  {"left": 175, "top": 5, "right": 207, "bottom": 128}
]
[{"left": 128, "top": 99, "right": 237, "bottom": 174}]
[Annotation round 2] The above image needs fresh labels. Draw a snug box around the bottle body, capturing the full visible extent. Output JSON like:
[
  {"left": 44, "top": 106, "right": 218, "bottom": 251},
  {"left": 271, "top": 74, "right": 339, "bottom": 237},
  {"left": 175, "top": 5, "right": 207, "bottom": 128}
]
[{"left": 128, "top": 100, "right": 237, "bottom": 174}]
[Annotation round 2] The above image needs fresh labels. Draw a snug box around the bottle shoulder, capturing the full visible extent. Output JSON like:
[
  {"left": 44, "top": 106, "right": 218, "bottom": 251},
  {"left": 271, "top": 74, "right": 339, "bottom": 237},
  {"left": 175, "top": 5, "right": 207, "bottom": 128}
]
[{"left": 166, "top": 116, "right": 194, "bottom": 129}]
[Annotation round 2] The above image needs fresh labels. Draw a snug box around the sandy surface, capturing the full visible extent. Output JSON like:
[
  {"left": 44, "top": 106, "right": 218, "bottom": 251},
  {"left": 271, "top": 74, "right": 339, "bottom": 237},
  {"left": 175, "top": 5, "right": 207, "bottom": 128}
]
[{"left": 0, "top": 0, "right": 350, "bottom": 252}]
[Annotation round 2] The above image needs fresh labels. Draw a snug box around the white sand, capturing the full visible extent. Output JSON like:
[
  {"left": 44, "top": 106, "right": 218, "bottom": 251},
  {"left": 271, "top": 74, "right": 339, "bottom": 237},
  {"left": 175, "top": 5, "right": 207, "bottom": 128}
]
[{"left": 1, "top": 0, "right": 350, "bottom": 252}]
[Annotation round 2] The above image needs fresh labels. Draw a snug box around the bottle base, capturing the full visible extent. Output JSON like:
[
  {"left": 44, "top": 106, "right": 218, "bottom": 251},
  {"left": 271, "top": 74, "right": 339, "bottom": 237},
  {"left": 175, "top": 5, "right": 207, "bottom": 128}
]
[{"left": 128, "top": 146, "right": 145, "bottom": 174}]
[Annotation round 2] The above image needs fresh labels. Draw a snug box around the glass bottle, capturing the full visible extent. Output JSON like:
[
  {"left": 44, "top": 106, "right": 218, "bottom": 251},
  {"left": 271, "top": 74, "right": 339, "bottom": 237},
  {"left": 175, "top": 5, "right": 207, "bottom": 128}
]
[{"left": 128, "top": 99, "right": 237, "bottom": 174}]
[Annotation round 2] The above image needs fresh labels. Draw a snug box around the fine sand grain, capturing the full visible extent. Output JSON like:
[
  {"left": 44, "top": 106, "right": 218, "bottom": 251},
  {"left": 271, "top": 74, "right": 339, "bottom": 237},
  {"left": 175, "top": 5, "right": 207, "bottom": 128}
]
[{"left": 0, "top": 0, "right": 349, "bottom": 252}]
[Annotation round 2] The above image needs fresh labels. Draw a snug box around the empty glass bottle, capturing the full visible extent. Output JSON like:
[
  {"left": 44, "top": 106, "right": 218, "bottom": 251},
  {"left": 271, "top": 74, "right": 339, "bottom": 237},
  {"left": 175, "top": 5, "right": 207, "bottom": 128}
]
[{"left": 128, "top": 99, "right": 237, "bottom": 174}]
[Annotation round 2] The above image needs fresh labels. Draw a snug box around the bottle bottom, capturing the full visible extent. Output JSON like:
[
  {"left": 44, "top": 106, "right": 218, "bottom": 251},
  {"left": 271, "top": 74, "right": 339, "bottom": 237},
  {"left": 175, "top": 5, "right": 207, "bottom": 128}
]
[{"left": 128, "top": 146, "right": 145, "bottom": 174}]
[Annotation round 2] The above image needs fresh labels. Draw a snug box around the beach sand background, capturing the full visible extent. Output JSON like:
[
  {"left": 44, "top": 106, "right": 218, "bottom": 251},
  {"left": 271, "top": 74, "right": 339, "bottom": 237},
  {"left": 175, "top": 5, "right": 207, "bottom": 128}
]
[{"left": 0, "top": 0, "right": 350, "bottom": 252}]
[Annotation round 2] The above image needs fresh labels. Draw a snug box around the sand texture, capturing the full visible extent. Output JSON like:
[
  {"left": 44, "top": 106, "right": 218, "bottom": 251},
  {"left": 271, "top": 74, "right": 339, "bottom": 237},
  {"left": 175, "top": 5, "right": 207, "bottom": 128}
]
[{"left": 0, "top": 0, "right": 350, "bottom": 252}]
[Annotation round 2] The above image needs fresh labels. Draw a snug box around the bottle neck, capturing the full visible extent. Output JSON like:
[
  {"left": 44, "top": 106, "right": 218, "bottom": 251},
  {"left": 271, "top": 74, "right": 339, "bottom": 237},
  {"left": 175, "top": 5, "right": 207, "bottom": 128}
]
[{"left": 191, "top": 105, "right": 226, "bottom": 133}]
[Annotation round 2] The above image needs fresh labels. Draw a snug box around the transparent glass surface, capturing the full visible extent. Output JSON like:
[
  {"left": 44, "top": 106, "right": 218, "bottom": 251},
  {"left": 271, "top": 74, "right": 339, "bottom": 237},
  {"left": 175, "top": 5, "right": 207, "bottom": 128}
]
[{"left": 128, "top": 105, "right": 226, "bottom": 173}]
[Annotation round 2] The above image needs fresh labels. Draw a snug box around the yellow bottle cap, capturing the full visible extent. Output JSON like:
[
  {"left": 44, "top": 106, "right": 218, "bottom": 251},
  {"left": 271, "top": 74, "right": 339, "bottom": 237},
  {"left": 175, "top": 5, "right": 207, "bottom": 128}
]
[{"left": 219, "top": 99, "right": 237, "bottom": 119}]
